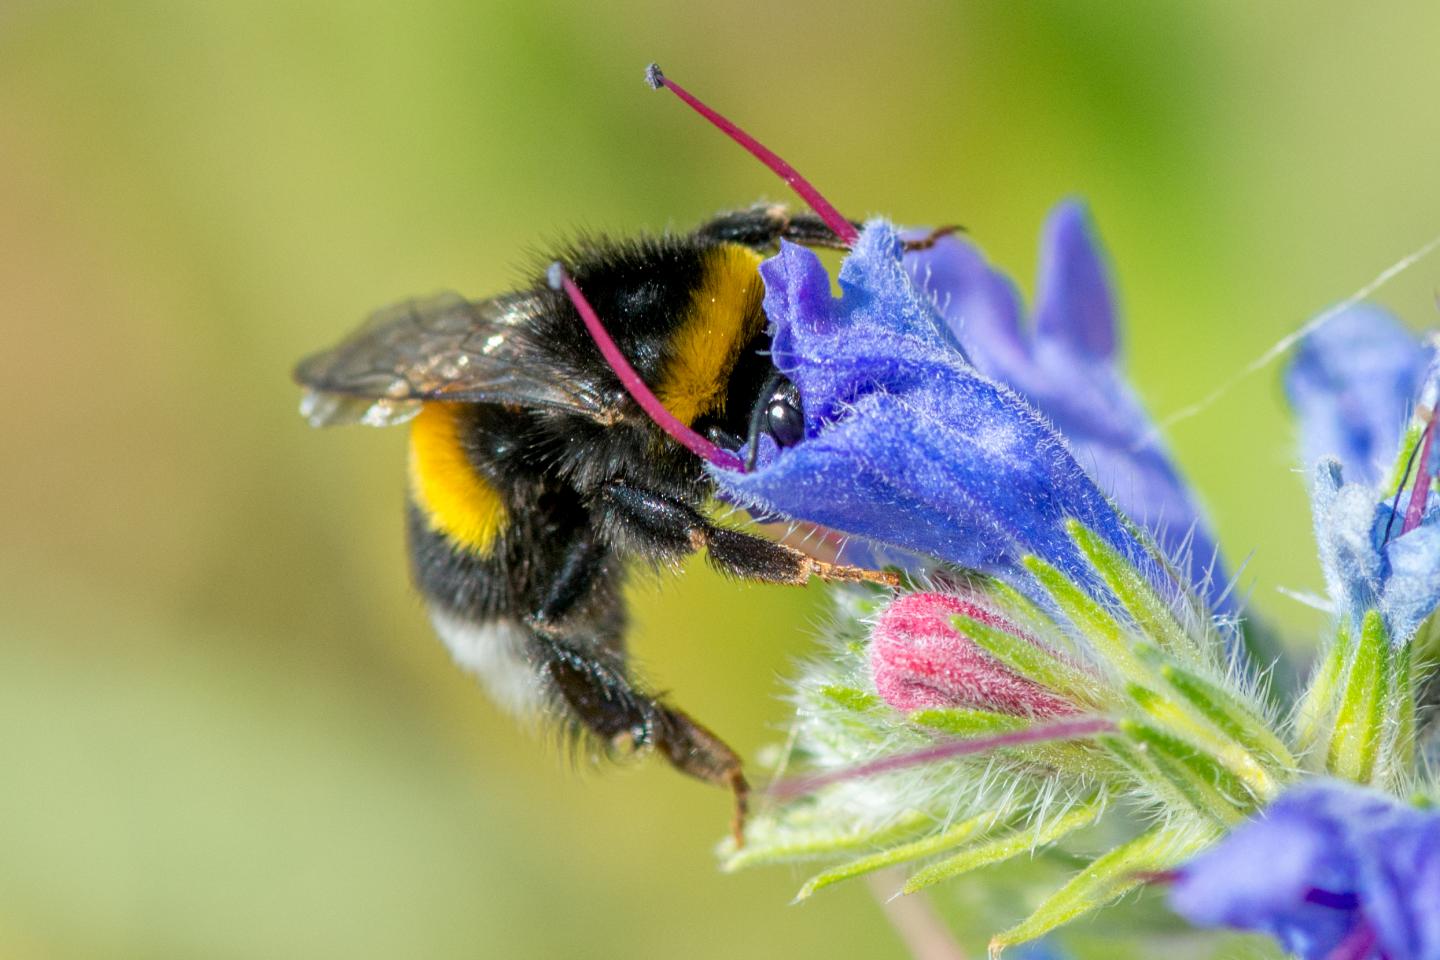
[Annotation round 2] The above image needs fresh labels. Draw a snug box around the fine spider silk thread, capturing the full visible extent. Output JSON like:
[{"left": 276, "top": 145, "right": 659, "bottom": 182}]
[{"left": 1143, "top": 228, "right": 1440, "bottom": 448}]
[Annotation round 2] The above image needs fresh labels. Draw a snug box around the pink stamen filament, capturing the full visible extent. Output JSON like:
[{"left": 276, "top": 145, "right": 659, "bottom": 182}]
[
  {"left": 1132, "top": 870, "right": 1179, "bottom": 886},
  {"left": 768, "top": 716, "right": 1114, "bottom": 802},
  {"left": 1402, "top": 411, "right": 1437, "bottom": 535},
  {"left": 1324, "top": 919, "right": 1377, "bottom": 960},
  {"left": 549, "top": 263, "right": 744, "bottom": 472},
  {"left": 646, "top": 63, "right": 860, "bottom": 247}
]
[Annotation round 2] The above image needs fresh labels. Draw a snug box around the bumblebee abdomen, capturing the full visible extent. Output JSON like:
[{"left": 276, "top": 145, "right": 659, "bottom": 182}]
[
  {"left": 408, "top": 402, "right": 510, "bottom": 555},
  {"left": 655, "top": 243, "right": 767, "bottom": 426},
  {"left": 426, "top": 608, "right": 543, "bottom": 717}
]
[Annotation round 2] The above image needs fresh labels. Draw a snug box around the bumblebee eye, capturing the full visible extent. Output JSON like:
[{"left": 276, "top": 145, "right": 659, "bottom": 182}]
[
  {"left": 744, "top": 372, "right": 804, "bottom": 469},
  {"left": 766, "top": 385, "right": 804, "bottom": 448}
]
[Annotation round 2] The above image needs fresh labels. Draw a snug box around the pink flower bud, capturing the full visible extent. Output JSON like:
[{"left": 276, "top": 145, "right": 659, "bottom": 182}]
[{"left": 869, "top": 592, "right": 1075, "bottom": 717}]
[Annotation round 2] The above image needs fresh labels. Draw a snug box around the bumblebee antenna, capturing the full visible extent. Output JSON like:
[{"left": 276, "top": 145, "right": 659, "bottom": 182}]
[
  {"left": 548, "top": 262, "right": 745, "bottom": 472},
  {"left": 645, "top": 63, "right": 860, "bottom": 248}
]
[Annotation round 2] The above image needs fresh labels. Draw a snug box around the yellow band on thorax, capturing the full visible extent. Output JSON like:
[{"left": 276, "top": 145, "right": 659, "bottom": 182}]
[
  {"left": 656, "top": 244, "right": 766, "bottom": 425},
  {"left": 408, "top": 403, "right": 508, "bottom": 554}
]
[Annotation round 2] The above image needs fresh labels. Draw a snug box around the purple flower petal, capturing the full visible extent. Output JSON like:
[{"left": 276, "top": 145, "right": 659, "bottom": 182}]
[
  {"left": 1285, "top": 305, "right": 1431, "bottom": 487},
  {"left": 1359, "top": 804, "right": 1440, "bottom": 960},
  {"left": 713, "top": 221, "right": 1155, "bottom": 595},
  {"left": 1033, "top": 201, "right": 1117, "bottom": 361},
  {"left": 1381, "top": 514, "right": 1440, "bottom": 640},
  {"left": 906, "top": 201, "right": 1228, "bottom": 608},
  {"left": 1171, "top": 781, "right": 1440, "bottom": 960}
]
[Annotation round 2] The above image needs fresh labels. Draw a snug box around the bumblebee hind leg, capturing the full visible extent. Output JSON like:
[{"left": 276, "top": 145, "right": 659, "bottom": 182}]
[{"left": 532, "top": 631, "right": 749, "bottom": 844}]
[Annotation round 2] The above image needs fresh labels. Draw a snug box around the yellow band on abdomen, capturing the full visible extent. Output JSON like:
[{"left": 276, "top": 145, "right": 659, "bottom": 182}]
[
  {"left": 408, "top": 403, "right": 508, "bottom": 554},
  {"left": 656, "top": 244, "right": 766, "bottom": 425}
]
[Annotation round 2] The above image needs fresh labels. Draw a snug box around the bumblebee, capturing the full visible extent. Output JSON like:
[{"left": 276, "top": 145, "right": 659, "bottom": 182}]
[{"left": 295, "top": 204, "right": 899, "bottom": 832}]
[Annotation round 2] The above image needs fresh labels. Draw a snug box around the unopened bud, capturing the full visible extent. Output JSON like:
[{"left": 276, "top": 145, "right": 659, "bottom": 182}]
[{"left": 869, "top": 593, "right": 1075, "bottom": 717}]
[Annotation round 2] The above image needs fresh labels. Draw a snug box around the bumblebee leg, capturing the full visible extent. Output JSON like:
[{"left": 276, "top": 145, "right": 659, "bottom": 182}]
[
  {"left": 696, "top": 204, "right": 861, "bottom": 251},
  {"left": 600, "top": 480, "right": 897, "bottom": 587},
  {"left": 535, "top": 634, "right": 749, "bottom": 843},
  {"left": 902, "top": 224, "right": 964, "bottom": 252},
  {"left": 532, "top": 529, "right": 608, "bottom": 626},
  {"left": 700, "top": 205, "right": 964, "bottom": 254},
  {"left": 652, "top": 705, "right": 749, "bottom": 847}
]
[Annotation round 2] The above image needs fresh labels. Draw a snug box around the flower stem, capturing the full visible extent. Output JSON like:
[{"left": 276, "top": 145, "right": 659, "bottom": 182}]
[{"left": 866, "top": 869, "right": 969, "bottom": 960}]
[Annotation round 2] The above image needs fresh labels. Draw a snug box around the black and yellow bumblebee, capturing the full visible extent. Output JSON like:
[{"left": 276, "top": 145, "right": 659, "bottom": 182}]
[{"left": 295, "top": 204, "right": 900, "bottom": 832}]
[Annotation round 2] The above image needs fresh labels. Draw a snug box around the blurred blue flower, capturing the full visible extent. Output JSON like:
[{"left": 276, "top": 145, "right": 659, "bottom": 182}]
[
  {"left": 1287, "top": 310, "right": 1440, "bottom": 642},
  {"left": 1287, "top": 305, "right": 1432, "bottom": 487},
  {"left": 712, "top": 219, "right": 1156, "bottom": 594},
  {"left": 1170, "top": 780, "right": 1440, "bottom": 960},
  {"left": 904, "top": 201, "right": 1228, "bottom": 607}
]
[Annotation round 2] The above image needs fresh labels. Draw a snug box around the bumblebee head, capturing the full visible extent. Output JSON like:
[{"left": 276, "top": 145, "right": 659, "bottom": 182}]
[{"left": 545, "top": 63, "right": 864, "bottom": 477}]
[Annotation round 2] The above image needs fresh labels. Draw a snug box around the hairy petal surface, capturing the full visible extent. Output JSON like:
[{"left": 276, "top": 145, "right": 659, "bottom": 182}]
[
  {"left": 906, "top": 201, "right": 1226, "bottom": 605},
  {"left": 1171, "top": 780, "right": 1440, "bottom": 960},
  {"left": 1286, "top": 305, "right": 1431, "bottom": 487},
  {"left": 713, "top": 221, "right": 1152, "bottom": 592},
  {"left": 1309, "top": 441, "right": 1440, "bottom": 643}
]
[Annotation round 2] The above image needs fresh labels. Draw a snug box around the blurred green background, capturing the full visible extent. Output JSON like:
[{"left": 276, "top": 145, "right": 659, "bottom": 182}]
[{"left": 5, "top": 2, "right": 1440, "bottom": 957}]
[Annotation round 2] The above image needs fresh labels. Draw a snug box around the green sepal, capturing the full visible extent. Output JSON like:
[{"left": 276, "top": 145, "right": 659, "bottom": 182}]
[
  {"left": 819, "top": 685, "right": 880, "bottom": 712},
  {"left": 1125, "top": 683, "right": 1279, "bottom": 801},
  {"left": 1099, "top": 734, "right": 1202, "bottom": 819},
  {"left": 1410, "top": 611, "right": 1440, "bottom": 684},
  {"left": 722, "top": 811, "right": 932, "bottom": 871},
  {"left": 900, "top": 796, "right": 1106, "bottom": 894},
  {"left": 1394, "top": 644, "right": 1416, "bottom": 775},
  {"left": 1384, "top": 423, "right": 1426, "bottom": 498},
  {"left": 1022, "top": 555, "right": 1144, "bottom": 682},
  {"left": 1157, "top": 660, "right": 1295, "bottom": 771},
  {"left": 793, "top": 806, "right": 1013, "bottom": 900},
  {"left": 1295, "top": 620, "right": 1351, "bottom": 757},
  {"left": 1327, "top": 610, "right": 1391, "bottom": 783},
  {"left": 989, "top": 823, "right": 1219, "bottom": 956},
  {"left": 952, "top": 614, "right": 1105, "bottom": 709},
  {"left": 908, "top": 707, "right": 1027, "bottom": 737},
  {"left": 1067, "top": 520, "right": 1196, "bottom": 658},
  {"left": 980, "top": 577, "right": 1067, "bottom": 644},
  {"left": 1119, "top": 720, "right": 1248, "bottom": 822}
]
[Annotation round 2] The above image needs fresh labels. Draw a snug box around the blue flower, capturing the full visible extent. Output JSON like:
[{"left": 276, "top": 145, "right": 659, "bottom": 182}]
[
  {"left": 1287, "top": 305, "right": 1433, "bottom": 488},
  {"left": 1286, "top": 308, "right": 1440, "bottom": 642},
  {"left": 903, "top": 201, "right": 1228, "bottom": 608},
  {"left": 1170, "top": 780, "right": 1440, "bottom": 960},
  {"left": 711, "top": 219, "right": 1158, "bottom": 594}
]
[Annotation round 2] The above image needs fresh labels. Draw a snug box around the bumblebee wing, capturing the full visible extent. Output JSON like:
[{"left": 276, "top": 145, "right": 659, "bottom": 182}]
[{"left": 295, "top": 291, "right": 610, "bottom": 427}]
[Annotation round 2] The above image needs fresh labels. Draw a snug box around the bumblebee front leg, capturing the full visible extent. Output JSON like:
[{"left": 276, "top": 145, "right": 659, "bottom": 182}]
[
  {"left": 532, "top": 632, "right": 748, "bottom": 843},
  {"left": 697, "top": 204, "right": 860, "bottom": 251},
  {"left": 599, "top": 480, "right": 897, "bottom": 587},
  {"left": 699, "top": 204, "right": 962, "bottom": 254}
]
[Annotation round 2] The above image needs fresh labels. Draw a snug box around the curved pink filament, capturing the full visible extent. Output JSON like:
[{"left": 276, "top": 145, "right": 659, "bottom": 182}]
[
  {"left": 551, "top": 263, "right": 744, "bottom": 472},
  {"left": 768, "top": 716, "right": 1114, "bottom": 801},
  {"left": 1402, "top": 413, "right": 1437, "bottom": 535},
  {"left": 647, "top": 63, "right": 859, "bottom": 248}
]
